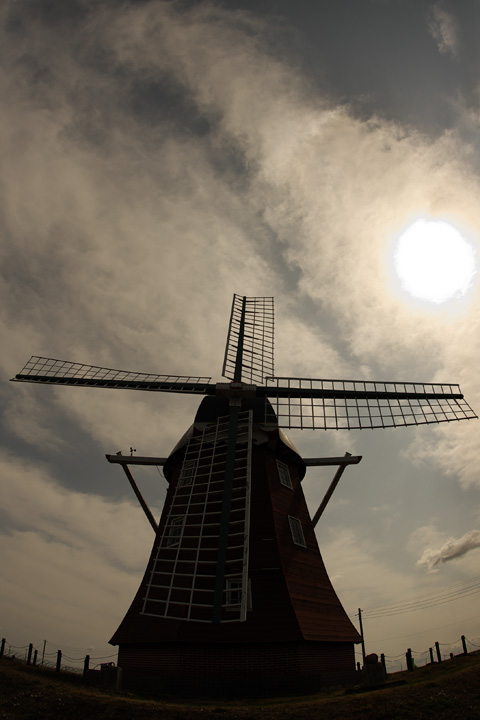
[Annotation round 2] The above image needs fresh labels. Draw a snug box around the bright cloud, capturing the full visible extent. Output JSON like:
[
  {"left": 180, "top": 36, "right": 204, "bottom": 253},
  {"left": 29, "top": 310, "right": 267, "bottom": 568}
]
[{"left": 417, "top": 529, "right": 480, "bottom": 571}]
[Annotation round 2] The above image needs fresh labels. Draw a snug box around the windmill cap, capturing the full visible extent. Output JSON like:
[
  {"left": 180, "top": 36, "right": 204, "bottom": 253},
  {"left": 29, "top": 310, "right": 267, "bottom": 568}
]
[{"left": 163, "top": 395, "right": 306, "bottom": 481}]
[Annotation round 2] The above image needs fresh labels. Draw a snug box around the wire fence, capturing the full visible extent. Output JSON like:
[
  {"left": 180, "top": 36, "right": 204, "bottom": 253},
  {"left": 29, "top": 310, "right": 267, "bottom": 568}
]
[
  {"left": 353, "top": 633, "right": 480, "bottom": 674},
  {"left": 0, "top": 637, "right": 117, "bottom": 677},
  {"left": 2, "top": 631, "right": 480, "bottom": 689}
]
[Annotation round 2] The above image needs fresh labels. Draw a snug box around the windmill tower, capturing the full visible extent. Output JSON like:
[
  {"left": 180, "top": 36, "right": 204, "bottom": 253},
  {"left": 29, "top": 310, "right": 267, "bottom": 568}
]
[{"left": 13, "top": 294, "right": 477, "bottom": 696}]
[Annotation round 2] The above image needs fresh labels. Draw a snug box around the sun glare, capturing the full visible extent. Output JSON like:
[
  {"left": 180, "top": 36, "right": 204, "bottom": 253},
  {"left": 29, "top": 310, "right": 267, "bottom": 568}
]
[{"left": 393, "top": 218, "right": 476, "bottom": 304}]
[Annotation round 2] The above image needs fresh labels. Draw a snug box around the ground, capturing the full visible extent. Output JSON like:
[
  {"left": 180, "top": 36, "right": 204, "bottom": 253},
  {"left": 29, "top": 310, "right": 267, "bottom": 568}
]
[{"left": 1, "top": 653, "right": 480, "bottom": 719}]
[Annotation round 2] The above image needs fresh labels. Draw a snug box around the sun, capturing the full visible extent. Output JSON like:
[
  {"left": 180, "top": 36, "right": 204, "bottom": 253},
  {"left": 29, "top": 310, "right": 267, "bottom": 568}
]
[{"left": 393, "top": 218, "right": 476, "bottom": 304}]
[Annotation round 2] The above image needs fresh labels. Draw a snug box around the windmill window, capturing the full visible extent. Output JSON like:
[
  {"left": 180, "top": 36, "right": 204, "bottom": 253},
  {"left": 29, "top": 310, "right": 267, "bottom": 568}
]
[
  {"left": 226, "top": 577, "right": 243, "bottom": 608},
  {"left": 178, "top": 459, "right": 196, "bottom": 487},
  {"left": 166, "top": 516, "right": 185, "bottom": 547},
  {"left": 288, "top": 516, "right": 306, "bottom": 547},
  {"left": 226, "top": 577, "right": 252, "bottom": 611},
  {"left": 277, "top": 460, "right": 293, "bottom": 489}
]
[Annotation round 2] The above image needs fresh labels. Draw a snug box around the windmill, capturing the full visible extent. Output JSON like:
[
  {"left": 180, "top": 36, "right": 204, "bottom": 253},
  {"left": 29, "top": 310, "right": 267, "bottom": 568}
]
[{"left": 12, "top": 294, "right": 477, "bottom": 695}]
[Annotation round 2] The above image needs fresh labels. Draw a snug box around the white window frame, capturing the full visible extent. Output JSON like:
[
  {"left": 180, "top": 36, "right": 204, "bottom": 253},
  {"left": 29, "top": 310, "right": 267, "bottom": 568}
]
[
  {"left": 226, "top": 577, "right": 252, "bottom": 612},
  {"left": 226, "top": 577, "right": 243, "bottom": 609},
  {"left": 277, "top": 460, "right": 293, "bottom": 489},
  {"left": 288, "top": 516, "right": 306, "bottom": 547}
]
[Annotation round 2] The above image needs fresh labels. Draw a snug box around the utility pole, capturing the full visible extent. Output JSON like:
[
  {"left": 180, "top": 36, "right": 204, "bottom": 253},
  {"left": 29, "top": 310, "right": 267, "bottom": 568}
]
[{"left": 358, "top": 608, "right": 366, "bottom": 664}]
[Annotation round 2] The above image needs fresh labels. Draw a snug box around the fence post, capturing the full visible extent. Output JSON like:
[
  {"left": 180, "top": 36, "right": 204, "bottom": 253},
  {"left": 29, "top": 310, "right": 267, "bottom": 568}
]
[
  {"left": 380, "top": 653, "right": 386, "bottom": 675},
  {"left": 33, "top": 649, "right": 38, "bottom": 666},
  {"left": 83, "top": 654, "right": 90, "bottom": 678},
  {"left": 429, "top": 647, "right": 434, "bottom": 664},
  {"left": 461, "top": 635, "right": 468, "bottom": 655},
  {"left": 0, "top": 638, "right": 5, "bottom": 659},
  {"left": 56, "top": 650, "right": 62, "bottom": 673},
  {"left": 406, "top": 648, "right": 413, "bottom": 671},
  {"left": 27, "top": 644, "right": 33, "bottom": 665},
  {"left": 435, "top": 642, "right": 442, "bottom": 663}
]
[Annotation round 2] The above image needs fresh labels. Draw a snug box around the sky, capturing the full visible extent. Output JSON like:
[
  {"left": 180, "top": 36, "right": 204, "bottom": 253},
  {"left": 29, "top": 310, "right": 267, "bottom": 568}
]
[{"left": 1, "top": 0, "right": 480, "bottom": 673}]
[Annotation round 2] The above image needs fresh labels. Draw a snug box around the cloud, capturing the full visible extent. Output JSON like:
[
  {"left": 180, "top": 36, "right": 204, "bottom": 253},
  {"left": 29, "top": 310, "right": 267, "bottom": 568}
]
[
  {"left": 0, "top": 452, "right": 154, "bottom": 570},
  {"left": 408, "top": 410, "right": 480, "bottom": 490},
  {"left": 1, "top": 0, "right": 480, "bottom": 661},
  {"left": 321, "top": 529, "right": 420, "bottom": 610},
  {"left": 417, "top": 529, "right": 480, "bottom": 571},
  {"left": 0, "top": 451, "right": 155, "bottom": 649},
  {"left": 0, "top": 0, "right": 478, "bottom": 523},
  {"left": 427, "top": 2, "right": 459, "bottom": 58}
]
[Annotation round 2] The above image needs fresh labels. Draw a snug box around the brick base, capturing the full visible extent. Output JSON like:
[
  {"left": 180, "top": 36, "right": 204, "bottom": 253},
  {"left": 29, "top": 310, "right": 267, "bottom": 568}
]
[{"left": 117, "top": 641, "right": 359, "bottom": 696}]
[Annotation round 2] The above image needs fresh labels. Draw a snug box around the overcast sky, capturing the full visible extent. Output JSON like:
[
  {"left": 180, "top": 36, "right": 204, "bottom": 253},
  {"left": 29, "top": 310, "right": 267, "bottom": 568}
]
[{"left": 2, "top": 0, "right": 480, "bottom": 671}]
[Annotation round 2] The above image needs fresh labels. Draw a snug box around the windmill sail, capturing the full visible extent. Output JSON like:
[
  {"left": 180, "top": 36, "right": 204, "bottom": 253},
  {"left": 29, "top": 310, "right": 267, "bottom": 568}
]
[
  {"left": 141, "top": 410, "right": 252, "bottom": 624},
  {"left": 222, "top": 294, "right": 274, "bottom": 384},
  {"left": 12, "top": 356, "right": 214, "bottom": 394},
  {"left": 262, "top": 377, "right": 477, "bottom": 429}
]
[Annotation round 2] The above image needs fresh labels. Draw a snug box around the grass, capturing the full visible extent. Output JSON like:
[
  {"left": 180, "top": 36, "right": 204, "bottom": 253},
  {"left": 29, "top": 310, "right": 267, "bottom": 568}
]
[{"left": 1, "top": 652, "right": 480, "bottom": 719}]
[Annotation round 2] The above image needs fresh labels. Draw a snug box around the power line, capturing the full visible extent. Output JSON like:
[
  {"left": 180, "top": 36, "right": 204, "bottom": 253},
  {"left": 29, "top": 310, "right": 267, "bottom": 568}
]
[
  {"left": 356, "top": 574, "right": 480, "bottom": 619},
  {"left": 368, "top": 611, "right": 480, "bottom": 643},
  {"left": 365, "top": 573, "right": 480, "bottom": 612},
  {"left": 363, "top": 585, "right": 480, "bottom": 618}
]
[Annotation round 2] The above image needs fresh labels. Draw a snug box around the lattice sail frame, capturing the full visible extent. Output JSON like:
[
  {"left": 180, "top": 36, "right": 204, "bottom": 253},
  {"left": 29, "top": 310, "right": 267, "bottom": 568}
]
[
  {"left": 222, "top": 295, "right": 274, "bottom": 384},
  {"left": 264, "top": 377, "right": 477, "bottom": 429},
  {"left": 142, "top": 411, "right": 252, "bottom": 623},
  {"left": 15, "top": 356, "right": 212, "bottom": 393}
]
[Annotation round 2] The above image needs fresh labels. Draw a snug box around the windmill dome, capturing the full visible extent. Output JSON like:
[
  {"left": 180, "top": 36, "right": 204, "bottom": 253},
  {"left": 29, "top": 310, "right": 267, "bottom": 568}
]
[{"left": 163, "top": 394, "right": 306, "bottom": 482}]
